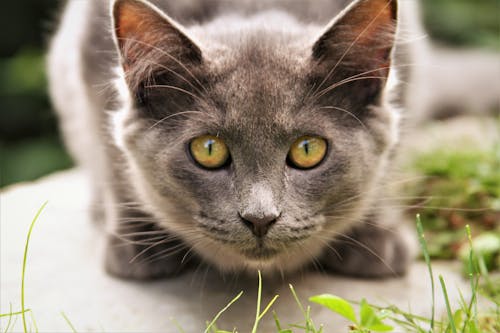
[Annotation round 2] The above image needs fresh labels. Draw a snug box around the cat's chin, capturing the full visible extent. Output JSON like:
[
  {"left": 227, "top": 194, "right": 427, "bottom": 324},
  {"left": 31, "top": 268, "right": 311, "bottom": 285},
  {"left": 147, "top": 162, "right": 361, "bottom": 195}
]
[
  {"left": 239, "top": 246, "right": 281, "bottom": 260},
  {"left": 189, "top": 236, "right": 326, "bottom": 275}
]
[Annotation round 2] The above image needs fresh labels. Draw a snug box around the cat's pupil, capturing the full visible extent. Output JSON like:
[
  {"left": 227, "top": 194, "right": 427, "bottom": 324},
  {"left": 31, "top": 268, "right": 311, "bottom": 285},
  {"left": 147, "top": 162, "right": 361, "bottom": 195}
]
[
  {"left": 205, "top": 140, "right": 214, "bottom": 155},
  {"left": 299, "top": 140, "right": 310, "bottom": 155}
]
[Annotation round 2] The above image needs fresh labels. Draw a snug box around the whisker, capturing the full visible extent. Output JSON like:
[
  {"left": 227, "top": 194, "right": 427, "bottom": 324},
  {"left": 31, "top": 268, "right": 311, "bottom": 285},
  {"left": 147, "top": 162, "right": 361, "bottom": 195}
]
[
  {"left": 322, "top": 175, "right": 433, "bottom": 212},
  {"left": 114, "top": 217, "right": 159, "bottom": 222},
  {"left": 117, "top": 230, "right": 170, "bottom": 237},
  {"left": 120, "top": 37, "right": 208, "bottom": 94},
  {"left": 129, "top": 238, "right": 175, "bottom": 263},
  {"left": 147, "top": 110, "right": 203, "bottom": 130},
  {"left": 181, "top": 246, "right": 196, "bottom": 264},
  {"left": 320, "top": 105, "right": 368, "bottom": 131},
  {"left": 297, "top": 239, "right": 325, "bottom": 273},
  {"left": 314, "top": 235, "right": 343, "bottom": 261},
  {"left": 356, "top": 221, "right": 396, "bottom": 233},
  {"left": 108, "top": 233, "right": 174, "bottom": 247},
  {"left": 144, "top": 59, "right": 207, "bottom": 98},
  {"left": 142, "top": 247, "right": 189, "bottom": 265},
  {"left": 145, "top": 84, "right": 204, "bottom": 103},
  {"left": 314, "top": 63, "right": 418, "bottom": 100},
  {"left": 132, "top": 233, "right": 194, "bottom": 264},
  {"left": 333, "top": 232, "right": 396, "bottom": 275},
  {"left": 317, "top": 75, "right": 389, "bottom": 99}
]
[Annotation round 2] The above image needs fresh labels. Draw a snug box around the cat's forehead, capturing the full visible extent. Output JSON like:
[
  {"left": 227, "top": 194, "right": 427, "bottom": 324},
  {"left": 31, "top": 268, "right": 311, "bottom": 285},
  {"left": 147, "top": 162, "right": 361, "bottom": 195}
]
[
  {"left": 202, "top": 32, "right": 312, "bottom": 124},
  {"left": 192, "top": 10, "right": 319, "bottom": 43},
  {"left": 197, "top": 11, "right": 315, "bottom": 76},
  {"left": 181, "top": 14, "right": 339, "bottom": 136}
]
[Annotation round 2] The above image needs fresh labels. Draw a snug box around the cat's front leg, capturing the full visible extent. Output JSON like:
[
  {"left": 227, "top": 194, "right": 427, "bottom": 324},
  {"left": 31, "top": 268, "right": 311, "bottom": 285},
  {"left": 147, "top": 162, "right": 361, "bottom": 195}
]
[
  {"left": 103, "top": 208, "right": 192, "bottom": 280},
  {"left": 320, "top": 218, "right": 415, "bottom": 278}
]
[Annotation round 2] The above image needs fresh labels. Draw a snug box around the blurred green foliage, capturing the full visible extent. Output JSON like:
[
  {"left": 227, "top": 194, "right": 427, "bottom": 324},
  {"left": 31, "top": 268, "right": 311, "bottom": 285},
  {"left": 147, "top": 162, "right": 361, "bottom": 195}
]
[
  {"left": 0, "top": 48, "right": 72, "bottom": 188},
  {"left": 406, "top": 144, "right": 500, "bottom": 262},
  {"left": 423, "top": 0, "right": 500, "bottom": 50},
  {"left": 0, "top": 0, "right": 72, "bottom": 188},
  {"left": 0, "top": 0, "right": 499, "bottom": 187},
  {"left": 1, "top": 137, "right": 72, "bottom": 187}
]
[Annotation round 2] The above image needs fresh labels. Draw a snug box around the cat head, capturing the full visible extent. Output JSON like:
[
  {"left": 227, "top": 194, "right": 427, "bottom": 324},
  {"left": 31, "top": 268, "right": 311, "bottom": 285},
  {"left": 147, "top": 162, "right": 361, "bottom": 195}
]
[{"left": 110, "top": 0, "right": 400, "bottom": 273}]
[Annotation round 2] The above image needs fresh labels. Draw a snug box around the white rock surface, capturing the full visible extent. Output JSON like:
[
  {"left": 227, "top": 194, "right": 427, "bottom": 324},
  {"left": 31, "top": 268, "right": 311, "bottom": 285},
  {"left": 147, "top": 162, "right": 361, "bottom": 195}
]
[{"left": 0, "top": 169, "right": 475, "bottom": 332}]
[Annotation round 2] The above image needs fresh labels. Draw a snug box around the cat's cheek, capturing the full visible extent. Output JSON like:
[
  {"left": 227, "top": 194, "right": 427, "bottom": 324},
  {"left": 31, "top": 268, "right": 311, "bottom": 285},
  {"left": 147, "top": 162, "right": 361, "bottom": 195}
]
[
  {"left": 165, "top": 162, "right": 238, "bottom": 214},
  {"left": 285, "top": 156, "right": 348, "bottom": 201}
]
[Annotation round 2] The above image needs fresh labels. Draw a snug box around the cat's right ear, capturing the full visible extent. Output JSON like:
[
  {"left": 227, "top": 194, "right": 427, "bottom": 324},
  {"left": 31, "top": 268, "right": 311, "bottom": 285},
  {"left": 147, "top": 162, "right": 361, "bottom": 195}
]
[
  {"left": 112, "top": 0, "right": 202, "bottom": 87},
  {"left": 310, "top": 0, "right": 397, "bottom": 106}
]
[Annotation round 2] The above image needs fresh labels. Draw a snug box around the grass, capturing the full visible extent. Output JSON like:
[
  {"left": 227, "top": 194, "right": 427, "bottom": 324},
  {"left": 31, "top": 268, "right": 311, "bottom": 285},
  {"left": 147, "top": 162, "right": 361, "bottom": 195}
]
[
  {"left": 204, "top": 291, "right": 244, "bottom": 333},
  {"left": 0, "top": 203, "right": 46, "bottom": 333},
  {"left": 204, "top": 271, "right": 280, "bottom": 333},
  {"left": 405, "top": 145, "right": 500, "bottom": 272},
  {"left": 1, "top": 208, "right": 498, "bottom": 332},
  {"left": 20, "top": 202, "right": 47, "bottom": 332},
  {"left": 61, "top": 312, "right": 78, "bottom": 333},
  {"left": 201, "top": 218, "right": 499, "bottom": 332}
]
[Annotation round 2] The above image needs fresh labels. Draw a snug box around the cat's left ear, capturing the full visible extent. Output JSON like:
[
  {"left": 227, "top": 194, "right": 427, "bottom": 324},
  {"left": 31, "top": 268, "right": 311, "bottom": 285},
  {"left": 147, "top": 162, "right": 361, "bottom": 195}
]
[
  {"left": 311, "top": 0, "right": 397, "bottom": 104},
  {"left": 112, "top": 0, "right": 202, "bottom": 88}
]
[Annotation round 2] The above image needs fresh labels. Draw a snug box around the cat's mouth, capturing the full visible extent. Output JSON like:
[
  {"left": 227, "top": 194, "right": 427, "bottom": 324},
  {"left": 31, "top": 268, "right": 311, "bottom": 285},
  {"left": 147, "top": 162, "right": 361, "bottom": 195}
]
[
  {"left": 203, "top": 232, "right": 283, "bottom": 260},
  {"left": 195, "top": 213, "right": 324, "bottom": 261},
  {"left": 239, "top": 243, "right": 281, "bottom": 260},
  {"left": 200, "top": 230, "right": 285, "bottom": 260}
]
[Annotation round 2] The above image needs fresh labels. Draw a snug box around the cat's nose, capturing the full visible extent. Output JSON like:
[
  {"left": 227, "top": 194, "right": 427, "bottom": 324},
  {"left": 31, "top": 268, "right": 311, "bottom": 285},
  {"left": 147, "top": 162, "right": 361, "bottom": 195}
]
[{"left": 239, "top": 212, "right": 280, "bottom": 238}]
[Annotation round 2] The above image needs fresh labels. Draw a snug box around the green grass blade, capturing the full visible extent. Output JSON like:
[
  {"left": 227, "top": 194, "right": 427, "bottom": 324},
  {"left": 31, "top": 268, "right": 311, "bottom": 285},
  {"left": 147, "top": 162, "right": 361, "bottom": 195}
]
[
  {"left": 11, "top": 316, "right": 20, "bottom": 333},
  {"left": 289, "top": 284, "right": 307, "bottom": 318},
  {"left": 289, "top": 284, "right": 319, "bottom": 332},
  {"left": 439, "top": 275, "right": 457, "bottom": 333},
  {"left": 2, "top": 304, "right": 13, "bottom": 333},
  {"left": 204, "top": 291, "right": 243, "bottom": 333},
  {"left": 251, "top": 271, "right": 263, "bottom": 333},
  {"left": 21, "top": 201, "right": 48, "bottom": 333},
  {"left": 170, "top": 317, "right": 186, "bottom": 333},
  {"left": 258, "top": 295, "right": 279, "bottom": 321},
  {"left": 61, "top": 312, "right": 77, "bottom": 333},
  {"left": 250, "top": 270, "right": 279, "bottom": 332},
  {"left": 365, "top": 303, "right": 433, "bottom": 324},
  {"left": 273, "top": 311, "right": 282, "bottom": 330},
  {"left": 0, "top": 309, "right": 31, "bottom": 318},
  {"left": 30, "top": 311, "right": 39, "bottom": 333},
  {"left": 359, "top": 299, "right": 393, "bottom": 332},
  {"left": 464, "top": 225, "right": 480, "bottom": 330},
  {"left": 416, "top": 214, "right": 435, "bottom": 332}
]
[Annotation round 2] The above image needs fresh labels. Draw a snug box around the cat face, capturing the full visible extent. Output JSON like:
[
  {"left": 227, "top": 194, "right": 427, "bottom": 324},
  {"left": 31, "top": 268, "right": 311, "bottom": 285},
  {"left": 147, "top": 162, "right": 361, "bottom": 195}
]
[{"left": 111, "top": 0, "right": 399, "bottom": 272}]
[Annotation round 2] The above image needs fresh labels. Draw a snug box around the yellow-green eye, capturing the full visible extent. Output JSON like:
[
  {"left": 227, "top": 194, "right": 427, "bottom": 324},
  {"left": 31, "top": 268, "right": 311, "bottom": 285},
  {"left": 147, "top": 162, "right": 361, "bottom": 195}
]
[
  {"left": 190, "top": 135, "right": 230, "bottom": 169},
  {"left": 288, "top": 136, "right": 327, "bottom": 169}
]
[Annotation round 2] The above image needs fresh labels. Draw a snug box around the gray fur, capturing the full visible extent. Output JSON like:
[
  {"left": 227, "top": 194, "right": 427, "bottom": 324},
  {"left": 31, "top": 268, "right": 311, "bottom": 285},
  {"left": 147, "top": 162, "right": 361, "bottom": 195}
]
[{"left": 48, "top": 0, "right": 414, "bottom": 279}]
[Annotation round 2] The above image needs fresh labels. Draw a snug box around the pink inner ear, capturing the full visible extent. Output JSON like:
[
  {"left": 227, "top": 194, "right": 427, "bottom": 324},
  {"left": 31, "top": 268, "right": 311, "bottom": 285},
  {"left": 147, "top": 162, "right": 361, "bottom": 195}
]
[
  {"left": 116, "top": 4, "right": 144, "bottom": 40},
  {"left": 331, "top": 0, "right": 396, "bottom": 77},
  {"left": 114, "top": 1, "right": 166, "bottom": 65},
  {"left": 340, "top": 0, "right": 396, "bottom": 48}
]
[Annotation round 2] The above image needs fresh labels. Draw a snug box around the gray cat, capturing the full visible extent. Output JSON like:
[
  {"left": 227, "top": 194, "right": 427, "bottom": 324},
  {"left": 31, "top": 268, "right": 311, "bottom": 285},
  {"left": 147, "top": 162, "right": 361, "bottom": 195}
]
[{"left": 48, "top": 0, "right": 416, "bottom": 280}]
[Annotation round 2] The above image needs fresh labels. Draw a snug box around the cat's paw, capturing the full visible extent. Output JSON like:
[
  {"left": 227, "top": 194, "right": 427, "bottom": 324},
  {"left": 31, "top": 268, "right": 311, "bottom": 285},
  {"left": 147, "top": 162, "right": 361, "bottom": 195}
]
[
  {"left": 104, "top": 235, "right": 189, "bottom": 280},
  {"left": 320, "top": 223, "right": 414, "bottom": 278}
]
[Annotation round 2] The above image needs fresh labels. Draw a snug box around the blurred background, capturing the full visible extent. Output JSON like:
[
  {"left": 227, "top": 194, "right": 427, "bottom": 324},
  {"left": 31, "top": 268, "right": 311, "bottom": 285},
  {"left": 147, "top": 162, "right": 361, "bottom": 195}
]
[{"left": 0, "top": 0, "right": 499, "bottom": 188}]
